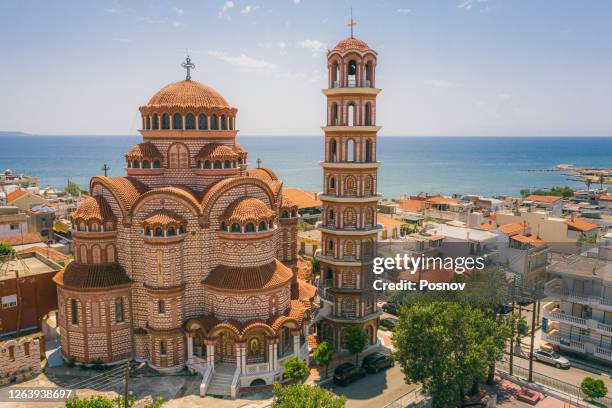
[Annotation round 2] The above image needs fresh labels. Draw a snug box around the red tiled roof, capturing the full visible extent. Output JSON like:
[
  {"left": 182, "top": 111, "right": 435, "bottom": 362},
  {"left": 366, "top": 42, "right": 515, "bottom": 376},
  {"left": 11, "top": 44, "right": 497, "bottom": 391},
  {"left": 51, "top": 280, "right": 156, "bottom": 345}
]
[
  {"left": 564, "top": 217, "right": 598, "bottom": 232},
  {"left": 426, "top": 196, "right": 459, "bottom": 205},
  {"left": 488, "top": 214, "right": 497, "bottom": 221},
  {"left": 195, "top": 143, "right": 238, "bottom": 160},
  {"left": 510, "top": 234, "right": 546, "bottom": 245},
  {"left": 144, "top": 80, "right": 231, "bottom": 109},
  {"left": 295, "top": 279, "right": 316, "bottom": 301},
  {"left": 6, "top": 189, "right": 27, "bottom": 204},
  {"left": 125, "top": 142, "right": 162, "bottom": 159},
  {"left": 93, "top": 176, "right": 149, "bottom": 213},
  {"left": 282, "top": 188, "right": 322, "bottom": 209},
  {"left": 18, "top": 247, "right": 70, "bottom": 263},
  {"left": 525, "top": 195, "right": 562, "bottom": 203},
  {"left": 398, "top": 199, "right": 425, "bottom": 212},
  {"left": 333, "top": 37, "right": 371, "bottom": 53},
  {"left": 203, "top": 259, "right": 292, "bottom": 292},
  {"left": 378, "top": 214, "right": 405, "bottom": 229},
  {"left": 53, "top": 262, "right": 132, "bottom": 289},
  {"left": 0, "top": 233, "right": 44, "bottom": 246},
  {"left": 599, "top": 195, "right": 612, "bottom": 202},
  {"left": 144, "top": 210, "right": 184, "bottom": 226},
  {"left": 499, "top": 222, "right": 526, "bottom": 236},
  {"left": 479, "top": 224, "right": 496, "bottom": 231},
  {"left": 70, "top": 196, "right": 115, "bottom": 222},
  {"left": 223, "top": 197, "right": 275, "bottom": 223}
]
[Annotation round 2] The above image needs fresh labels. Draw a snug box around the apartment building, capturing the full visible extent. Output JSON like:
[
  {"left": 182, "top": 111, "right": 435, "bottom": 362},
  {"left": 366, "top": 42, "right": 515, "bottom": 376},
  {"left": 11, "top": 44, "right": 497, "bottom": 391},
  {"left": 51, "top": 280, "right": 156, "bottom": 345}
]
[{"left": 542, "top": 234, "right": 612, "bottom": 364}]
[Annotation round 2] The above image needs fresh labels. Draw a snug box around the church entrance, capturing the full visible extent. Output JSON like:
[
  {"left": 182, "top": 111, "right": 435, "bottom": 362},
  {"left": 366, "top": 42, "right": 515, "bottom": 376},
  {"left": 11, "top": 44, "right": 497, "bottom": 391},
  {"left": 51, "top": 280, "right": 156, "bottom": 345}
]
[{"left": 215, "top": 331, "right": 236, "bottom": 364}]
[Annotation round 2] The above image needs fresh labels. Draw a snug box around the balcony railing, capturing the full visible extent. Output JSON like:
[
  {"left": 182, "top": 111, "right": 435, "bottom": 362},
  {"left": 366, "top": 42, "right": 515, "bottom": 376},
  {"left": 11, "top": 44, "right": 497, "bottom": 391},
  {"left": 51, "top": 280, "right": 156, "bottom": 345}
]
[
  {"left": 542, "top": 331, "right": 585, "bottom": 352},
  {"left": 331, "top": 79, "right": 373, "bottom": 89},
  {"left": 543, "top": 309, "right": 587, "bottom": 327},
  {"left": 597, "top": 322, "right": 612, "bottom": 334},
  {"left": 594, "top": 347, "right": 612, "bottom": 361}
]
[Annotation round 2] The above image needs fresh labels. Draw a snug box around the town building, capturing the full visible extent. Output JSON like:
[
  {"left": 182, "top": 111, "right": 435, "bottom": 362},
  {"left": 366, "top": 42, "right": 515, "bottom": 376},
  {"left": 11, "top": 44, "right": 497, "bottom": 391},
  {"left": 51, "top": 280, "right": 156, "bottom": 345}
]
[
  {"left": 522, "top": 195, "right": 563, "bottom": 217},
  {"left": 0, "top": 170, "right": 39, "bottom": 190},
  {"left": 423, "top": 196, "right": 473, "bottom": 222},
  {"left": 6, "top": 189, "right": 45, "bottom": 212},
  {"left": 0, "top": 206, "right": 28, "bottom": 238},
  {"left": 281, "top": 188, "right": 322, "bottom": 224},
  {"left": 316, "top": 32, "right": 382, "bottom": 350},
  {"left": 542, "top": 234, "right": 612, "bottom": 364},
  {"left": 52, "top": 62, "right": 316, "bottom": 397}
]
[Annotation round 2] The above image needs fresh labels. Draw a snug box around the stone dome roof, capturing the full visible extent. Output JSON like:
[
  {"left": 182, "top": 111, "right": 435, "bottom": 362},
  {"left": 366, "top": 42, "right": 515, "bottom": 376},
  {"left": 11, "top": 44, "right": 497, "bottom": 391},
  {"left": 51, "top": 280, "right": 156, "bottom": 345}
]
[
  {"left": 332, "top": 37, "right": 371, "bottom": 53},
  {"left": 145, "top": 80, "right": 231, "bottom": 109},
  {"left": 71, "top": 196, "right": 115, "bottom": 222}
]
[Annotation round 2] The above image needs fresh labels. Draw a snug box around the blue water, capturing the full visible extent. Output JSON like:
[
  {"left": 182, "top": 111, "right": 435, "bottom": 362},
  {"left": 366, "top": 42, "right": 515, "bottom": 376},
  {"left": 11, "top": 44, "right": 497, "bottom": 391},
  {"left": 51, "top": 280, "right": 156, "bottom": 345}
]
[{"left": 0, "top": 136, "right": 610, "bottom": 198}]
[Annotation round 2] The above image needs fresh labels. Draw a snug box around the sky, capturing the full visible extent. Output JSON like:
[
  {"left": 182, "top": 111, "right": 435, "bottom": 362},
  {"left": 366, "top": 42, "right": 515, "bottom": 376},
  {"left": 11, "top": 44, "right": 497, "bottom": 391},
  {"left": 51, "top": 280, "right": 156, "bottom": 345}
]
[{"left": 0, "top": 0, "right": 611, "bottom": 137}]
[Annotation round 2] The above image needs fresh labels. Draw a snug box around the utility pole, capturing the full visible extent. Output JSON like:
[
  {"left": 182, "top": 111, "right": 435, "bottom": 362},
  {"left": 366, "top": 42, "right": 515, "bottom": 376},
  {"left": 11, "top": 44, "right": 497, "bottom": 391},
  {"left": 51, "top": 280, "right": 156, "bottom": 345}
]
[
  {"left": 528, "top": 302, "right": 537, "bottom": 382},
  {"left": 509, "top": 299, "right": 515, "bottom": 376},
  {"left": 101, "top": 164, "right": 111, "bottom": 177}
]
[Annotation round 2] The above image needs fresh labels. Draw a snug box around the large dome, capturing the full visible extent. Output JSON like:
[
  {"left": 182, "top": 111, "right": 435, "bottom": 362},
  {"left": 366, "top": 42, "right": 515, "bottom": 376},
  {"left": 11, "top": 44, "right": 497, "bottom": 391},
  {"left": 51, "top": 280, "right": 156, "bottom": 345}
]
[
  {"left": 145, "top": 80, "right": 231, "bottom": 109},
  {"left": 332, "top": 37, "right": 371, "bottom": 53}
]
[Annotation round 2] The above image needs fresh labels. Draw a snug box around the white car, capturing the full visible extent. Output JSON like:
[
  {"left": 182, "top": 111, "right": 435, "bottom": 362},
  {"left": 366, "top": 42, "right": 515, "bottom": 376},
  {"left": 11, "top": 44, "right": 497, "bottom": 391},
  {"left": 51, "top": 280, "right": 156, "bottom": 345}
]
[{"left": 533, "top": 349, "right": 570, "bottom": 368}]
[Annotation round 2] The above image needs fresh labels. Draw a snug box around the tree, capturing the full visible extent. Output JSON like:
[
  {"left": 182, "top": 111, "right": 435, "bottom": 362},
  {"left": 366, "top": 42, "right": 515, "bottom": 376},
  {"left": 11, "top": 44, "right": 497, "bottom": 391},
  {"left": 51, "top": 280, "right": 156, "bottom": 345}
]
[
  {"left": 313, "top": 341, "right": 335, "bottom": 379},
  {"left": 65, "top": 181, "right": 82, "bottom": 196},
  {"left": 0, "top": 243, "right": 12, "bottom": 257},
  {"left": 282, "top": 355, "right": 309, "bottom": 383},
  {"left": 599, "top": 175, "right": 605, "bottom": 190},
  {"left": 344, "top": 325, "right": 368, "bottom": 365},
  {"left": 65, "top": 396, "right": 115, "bottom": 408},
  {"left": 585, "top": 179, "right": 592, "bottom": 191},
  {"left": 581, "top": 377, "right": 608, "bottom": 400},
  {"left": 392, "top": 301, "right": 512, "bottom": 408},
  {"left": 519, "top": 188, "right": 531, "bottom": 197},
  {"left": 272, "top": 383, "right": 346, "bottom": 408}
]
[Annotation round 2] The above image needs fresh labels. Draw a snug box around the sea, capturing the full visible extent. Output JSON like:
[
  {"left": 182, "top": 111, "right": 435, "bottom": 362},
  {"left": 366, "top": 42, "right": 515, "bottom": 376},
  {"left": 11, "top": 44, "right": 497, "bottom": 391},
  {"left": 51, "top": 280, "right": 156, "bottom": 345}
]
[{"left": 0, "top": 136, "right": 610, "bottom": 198}]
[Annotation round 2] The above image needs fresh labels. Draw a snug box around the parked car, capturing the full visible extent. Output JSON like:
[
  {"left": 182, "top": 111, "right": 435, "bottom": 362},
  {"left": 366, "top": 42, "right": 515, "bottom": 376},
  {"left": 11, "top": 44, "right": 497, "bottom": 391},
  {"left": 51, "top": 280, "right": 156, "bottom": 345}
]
[
  {"left": 533, "top": 349, "right": 570, "bottom": 368},
  {"left": 382, "top": 302, "right": 398, "bottom": 315},
  {"left": 498, "top": 303, "right": 513, "bottom": 314},
  {"left": 362, "top": 352, "right": 394, "bottom": 374},
  {"left": 333, "top": 362, "right": 366, "bottom": 386},
  {"left": 380, "top": 317, "right": 397, "bottom": 331}
]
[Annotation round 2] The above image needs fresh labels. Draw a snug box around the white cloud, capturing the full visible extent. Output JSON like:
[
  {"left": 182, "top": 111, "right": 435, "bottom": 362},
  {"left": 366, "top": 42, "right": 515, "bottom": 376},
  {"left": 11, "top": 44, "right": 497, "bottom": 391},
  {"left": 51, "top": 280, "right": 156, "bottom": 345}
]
[
  {"left": 172, "top": 21, "right": 185, "bottom": 28},
  {"left": 137, "top": 16, "right": 165, "bottom": 24},
  {"left": 258, "top": 42, "right": 273, "bottom": 49},
  {"left": 497, "top": 93, "right": 512, "bottom": 101},
  {"left": 298, "top": 39, "right": 326, "bottom": 56},
  {"left": 278, "top": 41, "right": 287, "bottom": 49},
  {"left": 457, "top": 0, "right": 489, "bottom": 10},
  {"left": 397, "top": 8, "right": 411, "bottom": 13},
  {"left": 208, "top": 51, "right": 277, "bottom": 73},
  {"left": 218, "top": 1, "right": 234, "bottom": 18},
  {"left": 241, "top": 4, "right": 260, "bottom": 14},
  {"left": 293, "top": 0, "right": 301, "bottom": 4},
  {"left": 111, "top": 37, "right": 132, "bottom": 44},
  {"left": 172, "top": 7, "right": 184, "bottom": 16}
]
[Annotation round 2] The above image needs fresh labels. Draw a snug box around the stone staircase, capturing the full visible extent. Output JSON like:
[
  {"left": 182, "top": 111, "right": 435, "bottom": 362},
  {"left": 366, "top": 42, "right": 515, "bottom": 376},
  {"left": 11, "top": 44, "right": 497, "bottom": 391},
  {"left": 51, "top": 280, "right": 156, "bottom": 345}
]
[{"left": 206, "top": 363, "right": 235, "bottom": 397}]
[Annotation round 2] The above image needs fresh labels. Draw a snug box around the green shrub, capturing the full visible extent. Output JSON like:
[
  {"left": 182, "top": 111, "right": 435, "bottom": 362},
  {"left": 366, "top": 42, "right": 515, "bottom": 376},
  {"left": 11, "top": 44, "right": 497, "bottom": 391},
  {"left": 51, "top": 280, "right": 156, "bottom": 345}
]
[{"left": 581, "top": 377, "right": 608, "bottom": 400}]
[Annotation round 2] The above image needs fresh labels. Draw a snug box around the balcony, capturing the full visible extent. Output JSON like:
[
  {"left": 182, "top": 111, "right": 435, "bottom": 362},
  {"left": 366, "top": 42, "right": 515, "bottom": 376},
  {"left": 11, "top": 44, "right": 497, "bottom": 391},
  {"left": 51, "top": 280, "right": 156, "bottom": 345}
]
[
  {"left": 545, "top": 282, "right": 612, "bottom": 312},
  {"left": 542, "top": 302, "right": 588, "bottom": 328},
  {"left": 594, "top": 346, "right": 612, "bottom": 362},
  {"left": 332, "top": 79, "right": 372, "bottom": 88},
  {"left": 542, "top": 330, "right": 585, "bottom": 353}
]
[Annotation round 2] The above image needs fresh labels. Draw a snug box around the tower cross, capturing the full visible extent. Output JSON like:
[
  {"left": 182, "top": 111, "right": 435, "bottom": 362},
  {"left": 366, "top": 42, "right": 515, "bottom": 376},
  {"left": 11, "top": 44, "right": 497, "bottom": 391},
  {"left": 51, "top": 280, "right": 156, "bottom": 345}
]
[
  {"left": 256, "top": 158, "right": 262, "bottom": 168},
  {"left": 348, "top": 8, "right": 357, "bottom": 38},
  {"left": 181, "top": 50, "right": 196, "bottom": 80}
]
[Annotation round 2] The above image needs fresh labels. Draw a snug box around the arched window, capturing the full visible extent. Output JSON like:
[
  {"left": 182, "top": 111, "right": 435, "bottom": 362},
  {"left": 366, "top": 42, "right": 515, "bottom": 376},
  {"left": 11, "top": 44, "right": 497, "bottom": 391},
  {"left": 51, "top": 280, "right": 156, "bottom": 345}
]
[
  {"left": 106, "top": 244, "right": 116, "bottom": 262},
  {"left": 154, "top": 227, "right": 164, "bottom": 237},
  {"left": 162, "top": 113, "right": 170, "bottom": 129},
  {"left": 365, "top": 61, "right": 373, "bottom": 87},
  {"left": 204, "top": 160, "right": 211, "bottom": 169},
  {"left": 348, "top": 60, "right": 357, "bottom": 87},
  {"left": 291, "top": 210, "right": 296, "bottom": 218},
  {"left": 144, "top": 227, "right": 151, "bottom": 236},
  {"left": 168, "top": 143, "right": 189, "bottom": 168},
  {"left": 330, "top": 139, "right": 337, "bottom": 162},
  {"left": 179, "top": 225, "right": 185, "bottom": 234},
  {"left": 186, "top": 113, "right": 196, "bottom": 129},
  {"left": 211, "top": 114, "right": 219, "bottom": 130},
  {"left": 258, "top": 221, "right": 267, "bottom": 231},
  {"left": 115, "top": 297, "right": 124, "bottom": 323},
  {"left": 142, "top": 160, "right": 151, "bottom": 169},
  {"left": 245, "top": 223, "right": 255, "bottom": 233},
  {"left": 224, "top": 160, "right": 231, "bottom": 168},
  {"left": 365, "top": 139, "right": 372, "bottom": 162},
  {"left": 231, "top": 223, "right": 241, "bottom": 233},
  {"left": 198, "top": 114, "right": 207, "bottom": 130},
  {"left": 221, "top": 114, "right": 227, "bottom": 130},
  {"left": 331, "top": 103, "right": 339, "bottom": 126},
  {"left": 173, "top": 113, "right": 183, "bottom": 130},
  {"left": 167, "top": 226, "right": 176, "bottom": 236},
  {"left": 281, "top": 210, "right": 289, "bottom": 218},
  {"left": 196, "top": 160, "right": 202, "bottom": 168},
  {"left": 214, "top": 160, "right": 222, "bottom": 169},
  {"left": 220, "top": 222, "right": 228, "bottom": 231},
  {"left": 332, "top": 61, "right": 340, "bottom": 87},
  {"left": 344, "top": 208, "right": 356, "bottom": 226},
  {"left": 364, "top": 176, "right": 373, "bottom": 195},
  {"left": 145, "top": 116, "right": 151, "bottom": 130},
  {"left": 269, "top": 220, "right": 274, "bottom": 229},
  {"left": 229, "top": 117, "right": 234, "bottom": 130},
  {"left": 365, "top": 103, "right": 372, "bottom": 126},
  {"left": 329, "top": 209, "right": 335, "bottom": 220},
  {"left": 328, "top": 240, "right": 334, "bottom": 250},
  {"left": 158, "top": 300, "right": 165, "bottom": 314},
  {"left": 153, "top": 160, "right": 161, "bottom": 168},
  {"left": 329, "top": 177, "right": 336, "bottom": 190},
  {"left": 345, "top": 240, "right": 354, "bottom": 257},
  {"left": 347, "top": 104, "right": 355, "bottom": 126},
  {"left": 70, "top": 299, "right": 79, "bottom": 325},
  {"left": 132, "top": 160, "right": 140, "bottom": 168},
  {"left": 347, "top": 139, "right": 355, "bottom": 161},
  {"left": 153, "top": 114, "right": 159, "bottom": 130}
]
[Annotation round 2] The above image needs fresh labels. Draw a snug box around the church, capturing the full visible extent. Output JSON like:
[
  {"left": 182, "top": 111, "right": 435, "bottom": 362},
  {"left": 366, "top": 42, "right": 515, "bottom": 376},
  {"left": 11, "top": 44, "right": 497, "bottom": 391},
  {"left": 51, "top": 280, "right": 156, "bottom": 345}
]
[{"left": 53, "top": 54, "right": 317, "bottom": 395}]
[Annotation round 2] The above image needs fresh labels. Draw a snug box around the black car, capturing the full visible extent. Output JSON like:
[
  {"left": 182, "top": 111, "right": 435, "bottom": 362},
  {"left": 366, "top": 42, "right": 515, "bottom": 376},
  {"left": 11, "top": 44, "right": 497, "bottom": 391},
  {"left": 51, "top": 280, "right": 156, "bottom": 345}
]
[
  {"left": 362, "top": 352, "right": 394, "bottom": 374},
  {"left": 380, "top": 317, "right": 397, "bottom": 331},
  {"left": 382, "top": 303, "right": 398, "bottom": 315},
  {"left": 333, "top": 362, "right": 366, "bottom": 386}
]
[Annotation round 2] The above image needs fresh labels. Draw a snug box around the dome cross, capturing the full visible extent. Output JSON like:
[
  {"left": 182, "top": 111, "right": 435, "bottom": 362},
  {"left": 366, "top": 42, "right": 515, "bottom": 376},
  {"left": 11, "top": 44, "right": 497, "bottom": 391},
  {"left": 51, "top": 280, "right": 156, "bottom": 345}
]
[
  {"left": 181, "top": 51, "right": 196, "bottom": 81},
  {"left": 348, "top": 8, "right": 357, "bottom": 38}
]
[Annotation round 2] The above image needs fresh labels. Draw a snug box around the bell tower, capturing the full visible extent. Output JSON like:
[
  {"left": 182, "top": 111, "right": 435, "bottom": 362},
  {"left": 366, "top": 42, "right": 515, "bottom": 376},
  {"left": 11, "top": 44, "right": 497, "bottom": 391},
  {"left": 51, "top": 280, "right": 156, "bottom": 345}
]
[{"left": 316, "top": 26, "right": 382, "bottom": 349}]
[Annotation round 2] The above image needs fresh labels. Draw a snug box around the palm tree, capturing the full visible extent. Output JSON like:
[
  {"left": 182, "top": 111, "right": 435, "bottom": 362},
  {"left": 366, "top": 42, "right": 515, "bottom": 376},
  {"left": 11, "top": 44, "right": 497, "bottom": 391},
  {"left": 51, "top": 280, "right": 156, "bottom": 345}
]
[
  {"left": 599, "top": 175, "right": 605, "bottom": 190},
  {"left": 585, "top": 179, "right": 592, "bottom": 191}
]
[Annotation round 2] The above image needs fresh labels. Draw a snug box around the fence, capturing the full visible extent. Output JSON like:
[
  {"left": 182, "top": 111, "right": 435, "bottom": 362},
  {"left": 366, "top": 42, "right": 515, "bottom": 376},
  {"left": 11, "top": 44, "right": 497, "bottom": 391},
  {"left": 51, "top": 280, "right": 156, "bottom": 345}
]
[
  {"left": 497, "top": 361, "right": 612, "bottom": 407},
  {"left": 383, "top": 387, "right": 430, "bottom": 408}
]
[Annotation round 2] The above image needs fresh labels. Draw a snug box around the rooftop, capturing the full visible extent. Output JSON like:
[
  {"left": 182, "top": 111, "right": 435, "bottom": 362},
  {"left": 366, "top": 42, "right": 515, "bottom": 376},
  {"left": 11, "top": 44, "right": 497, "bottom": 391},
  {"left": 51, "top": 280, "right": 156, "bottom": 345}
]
[
  {"left": 283, "top": 188, "right": 322, "bottom": 209},
  {"left": 548, "top": 252, "right": 612, "bottom": 280},
  {"left": 428, "top": 223, "right": 498, "bottom": 242},
  {"left": 0, "top": 252, "right": 61, "bottom": 281},
  {"left": 525, "top": 195, "right": 562, "bottom": 203}
]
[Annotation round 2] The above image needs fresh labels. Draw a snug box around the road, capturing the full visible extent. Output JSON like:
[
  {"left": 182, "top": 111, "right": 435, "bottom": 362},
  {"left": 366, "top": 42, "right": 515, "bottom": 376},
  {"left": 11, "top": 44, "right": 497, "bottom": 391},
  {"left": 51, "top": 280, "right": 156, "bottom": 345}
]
[{"left": 328, "top": 365, "right": 419, "bottom": 408}]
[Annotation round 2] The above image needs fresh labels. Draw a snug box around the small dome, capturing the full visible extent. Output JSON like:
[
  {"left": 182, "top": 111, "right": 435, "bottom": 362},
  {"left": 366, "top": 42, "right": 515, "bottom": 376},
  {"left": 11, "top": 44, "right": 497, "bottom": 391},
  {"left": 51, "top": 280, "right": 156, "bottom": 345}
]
[
  {"left": 71, "top": 196, "right": 114, "bottom": 222},
  {"left": 196, "top": 143, "right": 238, "bottom": 160},
  {"left": 223, "top": 197, "right": 275, "bottom": 224},
  {"left": 145, "top": 80, "right": 231, "bottom": 109},
  {"left": 332, "top": 37, "right": 371, "bottom": 53},
  {"left": 125, "top": 142, "right": 163, "bottom": 159}
]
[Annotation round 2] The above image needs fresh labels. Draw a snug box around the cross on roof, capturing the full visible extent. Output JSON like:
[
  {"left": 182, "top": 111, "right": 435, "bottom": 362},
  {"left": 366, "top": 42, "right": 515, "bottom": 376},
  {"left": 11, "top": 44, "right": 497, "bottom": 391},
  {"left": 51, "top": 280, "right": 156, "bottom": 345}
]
[
  {"left": 348, "top": 8, "right": 357, "bottom": 38},
  {"left": 256, "top": 158, "right": 262, "bottom": 168},
  {"left": 181, "top": 50, "right": 196, "bottom": 81}
]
